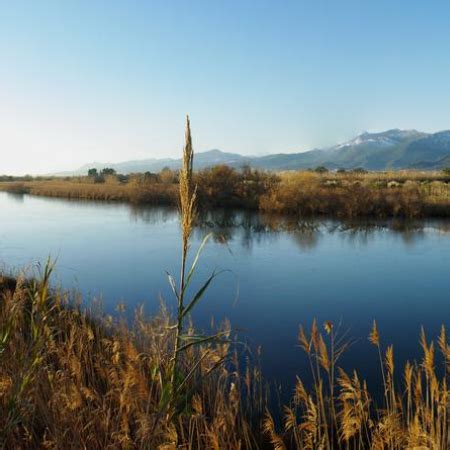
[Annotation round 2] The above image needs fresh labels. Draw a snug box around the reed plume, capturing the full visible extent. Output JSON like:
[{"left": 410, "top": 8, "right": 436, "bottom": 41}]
[
  {"left": 179, "top": 114, "right": 197, "bottom": 257},
  {"left": 170, "top": 115, "right": 197, "bottom": 391}
]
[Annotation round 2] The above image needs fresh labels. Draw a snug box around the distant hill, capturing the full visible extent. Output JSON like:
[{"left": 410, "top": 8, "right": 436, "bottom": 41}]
[
  {"left": 60, "top": 129, "right": 450, "bottom": 175},
  {"left": 65, "top": 149, "right": 248, "bottom": 175}
]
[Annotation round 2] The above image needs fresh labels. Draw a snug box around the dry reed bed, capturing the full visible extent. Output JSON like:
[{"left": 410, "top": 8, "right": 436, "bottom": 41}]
[
  {"left": 0, "top": 169, "right": 449, "bottom": 218},
  {"left": 259, "top": 171, "right": 450, "bottom": 218},
  {"left": 0, "top": 179, "right": 178, "bottom": 205},
  {"left": 0, "top": 272, "right": 262, "bottom": 449},
  {"left": 1, "top": 272, "right": 449, "bottom": 449}
]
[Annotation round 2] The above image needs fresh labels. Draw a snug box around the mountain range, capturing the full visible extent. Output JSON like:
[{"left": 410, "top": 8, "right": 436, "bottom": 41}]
[{"left": 64, "top": 129, "right": 450, "bottom": 175}]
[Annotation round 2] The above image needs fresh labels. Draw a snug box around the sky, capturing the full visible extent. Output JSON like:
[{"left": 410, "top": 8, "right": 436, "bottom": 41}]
[{"left": 1, "top": 1, "right": 450, "bottom": 175}]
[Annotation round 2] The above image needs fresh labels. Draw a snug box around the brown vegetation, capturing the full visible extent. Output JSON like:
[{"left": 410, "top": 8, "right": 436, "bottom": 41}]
[
  {"left": 1, "top": 168, "right": 449, "bottom": 218},
  {"left": 0, "top": 177, "right": 178, "bottom": 204},
  {"left": 259, "top": 170, "right": 450, "bottom": 218},
  {"left": 264, "top": 320, "right": 450, "bottom": 449},
  {"left": 0, "top": 266, "right": 263, "bottom": 449},
  {"left": 1, "top": 269, "right": 449, "bottom": 449}
]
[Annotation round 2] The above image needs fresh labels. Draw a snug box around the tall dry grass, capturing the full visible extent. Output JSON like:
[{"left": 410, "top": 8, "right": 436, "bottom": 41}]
[
  {"left": 0, "top": 179, "right": 179, "bottom": 204},
  {"left": 0, "top": 268, "right": 264, "bottom": 449},
  {"left": 1, "top": 271, "right": 449, "bottom": 449},
  {"left": 259, "top": 170, "right": 450, "bottom": 218},
  {"left": 166, "top": 116, "right": 225, "bottom": 418},
  {"left": 263, "top": 320, "right": 449, "bottom": 449},
  {"left": 1, "top": 167, "right": 448, "bottom": 218}
]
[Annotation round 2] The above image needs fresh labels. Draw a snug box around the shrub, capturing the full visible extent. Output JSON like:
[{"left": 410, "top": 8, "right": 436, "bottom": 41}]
[{"left": 352, "top": 167, "right": 368, "bottom": 174}]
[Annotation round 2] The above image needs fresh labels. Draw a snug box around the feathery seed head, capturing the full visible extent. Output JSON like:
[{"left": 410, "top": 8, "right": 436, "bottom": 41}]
[
  {"left": 369, "top": 320, "right": 379, "bottom": 346},
  {"left": 179, "top": 115, "right": 197, "bottom": 248}
]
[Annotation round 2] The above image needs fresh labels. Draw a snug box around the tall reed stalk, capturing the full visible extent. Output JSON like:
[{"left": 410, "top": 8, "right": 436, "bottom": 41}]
[
  {"left": 166, "top": 116, "right": 221, "bottom": 417},
  {"left": 170, "top": 115, "right": 197, "bottom": 390}
]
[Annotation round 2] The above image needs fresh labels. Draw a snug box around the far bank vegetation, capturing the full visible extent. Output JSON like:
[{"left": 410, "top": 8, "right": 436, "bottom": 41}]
[{"left": 0, "top": 165, "right": 449, "bottom": 218}]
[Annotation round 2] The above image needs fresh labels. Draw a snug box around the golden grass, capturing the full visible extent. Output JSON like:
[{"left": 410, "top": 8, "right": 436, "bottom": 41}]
[
  {"left": 0, "top": 179, "right": 178, "bottom": 204},
  {"left": 0, "top": 270, "right": 262, "bottom": 449},
  {"left": 1, "top": 168, "right": 449, "bottom": 218},
  {"left": 260, "top": 170, "right": 450, "bottom": 218},
  {"left": 1, "top": 273, "right": 449, "bottom": 449},
  {"left": 169, "top": 115, "right": 198, "bottom": 405},
  {"left": 263, "top": 320, "right": 450, "bottom": 449}
]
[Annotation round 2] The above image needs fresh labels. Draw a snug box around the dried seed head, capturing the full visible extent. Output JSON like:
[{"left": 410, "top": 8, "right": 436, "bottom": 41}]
[
  {"left": 311, "top": 319, "right": 319, "bottom": 352},
  {"left": 179, "top": 115, "right": 197, "bottom": 249},
  {"left": 369, "top": 320, "right": 379, "bottom": 346},
  {"left": 298, "top": 325, "right": 311, "bottom": 354},
  {"left": 404, "top": 361, "right": 413, "bottom": 392},
  {"left": 324, "top": 320, "right": 333, "bottom": 335},
  {"left": 385, "top": 345, "right": 394, "bottom": 377}
]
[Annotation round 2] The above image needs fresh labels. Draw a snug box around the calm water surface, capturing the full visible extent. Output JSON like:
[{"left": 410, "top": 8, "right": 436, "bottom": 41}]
[{"left": 1, "top": 192, "right": 449, "bottom": 391}]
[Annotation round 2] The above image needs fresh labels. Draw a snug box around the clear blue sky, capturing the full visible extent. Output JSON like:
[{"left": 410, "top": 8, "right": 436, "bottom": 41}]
[{"left": 1, "top": 1, "right": 450, "bottom": 174}]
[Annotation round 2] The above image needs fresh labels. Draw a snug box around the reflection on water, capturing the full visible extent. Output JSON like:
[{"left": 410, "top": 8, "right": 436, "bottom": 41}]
[
  {"left": 1, "top": 192, "right": 450, "bottom": 394},
  {"left": 129, "top": 204, "right": 175, "bottom": 225},
  {"left": 4, "top": 192, "right": 26, "bottom": 203},
  {"left": 176, "top": 207, "right": 448, "bottom": 251}
]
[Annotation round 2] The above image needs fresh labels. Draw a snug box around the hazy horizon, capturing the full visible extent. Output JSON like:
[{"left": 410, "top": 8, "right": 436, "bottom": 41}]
[
  {"left": 8, "top": 126, "right": 449, "bottom": 176},
  {"left": 2, "top": 1, "right": 450, "bottom": 175}
]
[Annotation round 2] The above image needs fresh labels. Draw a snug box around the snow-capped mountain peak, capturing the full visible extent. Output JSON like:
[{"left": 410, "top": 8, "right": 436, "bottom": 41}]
[{"left": 331, "top": 129, "right": 424, "bottom": 151}]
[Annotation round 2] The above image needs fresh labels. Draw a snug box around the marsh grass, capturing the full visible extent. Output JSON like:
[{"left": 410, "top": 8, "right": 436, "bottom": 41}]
[
  {"left": 0, "top": 179, "right": 179, "bottom": 204},
  {"left": 1, "top": 169, "right": 448, "bottom": 218},
  {"left": 263, "top": 320, "right": 450, "bottom": 449},
  {"left": 259, "top": 170, "right": 450, "bottom": 218},
  {"left": 0, "top": 267, "right": 263, "bottom": 449},
  {"left": 1, "top": 269, "right": 449, "bottom": 449},
  {"left": 165, "top": 116, "right": 226, "bottom": 419}
]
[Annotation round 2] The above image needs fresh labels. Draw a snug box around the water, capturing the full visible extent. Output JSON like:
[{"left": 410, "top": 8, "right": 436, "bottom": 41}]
[{"left": 1, "top": 191, "right": 449, "bottom": 393}]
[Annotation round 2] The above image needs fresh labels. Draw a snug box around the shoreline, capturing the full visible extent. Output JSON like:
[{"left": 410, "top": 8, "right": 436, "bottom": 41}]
[
  {"left": 0, "top": 167, "right": 449, "bottom": 218},
  {"left": 1, "top": 268, "right": 449, "bottom": 448}
]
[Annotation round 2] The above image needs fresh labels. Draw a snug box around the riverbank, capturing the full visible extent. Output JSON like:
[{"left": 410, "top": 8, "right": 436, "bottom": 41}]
[
  {"left": 0, "top": 270, "right": 258, "bottom": 448},
  {"left": 1, "top": 269, "right": 449, "bottom": 449},
  {"left": 1, "top": 166, "right": 449, "bottom": 218}
]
